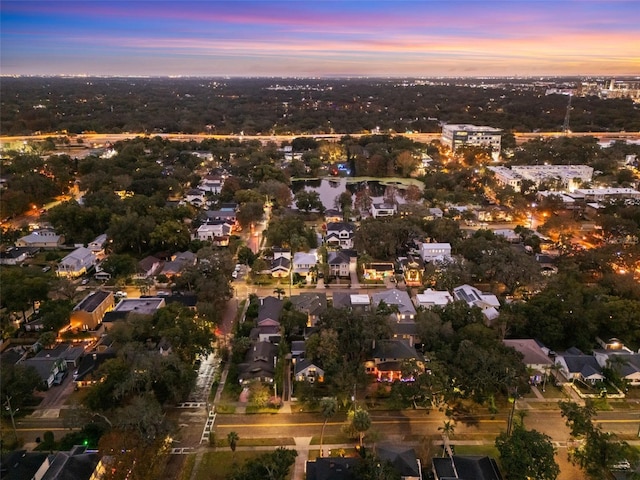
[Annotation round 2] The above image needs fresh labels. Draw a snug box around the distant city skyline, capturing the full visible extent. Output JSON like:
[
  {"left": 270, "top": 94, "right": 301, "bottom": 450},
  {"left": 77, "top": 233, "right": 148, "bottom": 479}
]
[{"left": 1, "top": 1, "right": 638, "bottom": 77}]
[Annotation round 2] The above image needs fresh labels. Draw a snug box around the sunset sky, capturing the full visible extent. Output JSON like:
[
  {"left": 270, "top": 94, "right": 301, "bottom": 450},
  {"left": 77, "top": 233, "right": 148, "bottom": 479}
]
[{"left": 1, "top": 1, "right": 638, "bottom": 77}]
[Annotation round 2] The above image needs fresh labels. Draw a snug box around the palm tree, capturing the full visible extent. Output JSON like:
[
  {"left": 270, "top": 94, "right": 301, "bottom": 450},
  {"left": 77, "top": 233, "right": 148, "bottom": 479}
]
[
  {"left": 438, "top": 420, "right": 456, "bottom": 457},
  {"left": 351, "top": 408, "right": 371, "bottom": 447},
  {"left": 273, "top": 287, "right": 285, "bottom": 300},
  {"left": 319, "top": 397, "right": 338, "bottom": 457},
  {"left": 227, "top": 431, "right": 239, "bottom": 456}
]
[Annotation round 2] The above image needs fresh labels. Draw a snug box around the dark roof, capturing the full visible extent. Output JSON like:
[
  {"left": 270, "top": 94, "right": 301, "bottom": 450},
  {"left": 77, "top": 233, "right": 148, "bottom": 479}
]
[
  {"left": 41, "top": 447, "right": 100, "bottom": 480},
  {"left": 0, "top": 348, "right": 25, "bottom": 366},
  {"left": 294, "top": 358, "right": 323, "bottom": 376},
  {"left": 271, "top": 256, "right": 291, "bottom": 270},
  {"left": 258, "top": 296, "right": 284, "bottom": 323},
  {"left": 454, "top": 455, "right": 503, "bottom": 480},
  {"left": 377, "top": 444, "right": 421, "bottom": 477},
  {"left": 0, "top": 450, "right": 48, "bottom": 480},
  {"left": 290, "top": 293, "right": 327, "bottom": 317},
  {"left": 306, "top": 457, "right": 359, "bottom": 480},
  {"left": 562, "top": 355, "right": 603, "bottom": 377},
  {"left": 372, "top": 340, "right": 421, "bottom": 361},
  {"left": 326, "top": 222, "right": 355, "bottom": 233},
  {"left": 35, "top": 344, "right": 72, "bottom": 359},
  {"left": 102, "top": 311, "right": 128, "bottom": 323},
  {"left": 327, "top": 251, "right": 352, "bottom": 266},
  {"left": 75, "top": 290, "right": 112, "bottom": 313},
  {"left": 74, "top": 351, "right": 116, "bottom": 382}
]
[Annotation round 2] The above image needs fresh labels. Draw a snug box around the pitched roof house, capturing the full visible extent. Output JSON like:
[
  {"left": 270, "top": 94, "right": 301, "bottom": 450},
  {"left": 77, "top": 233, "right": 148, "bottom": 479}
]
[
  {"left": 324, "top": 222, "right": 356, "bottom": 249},
  {"left": 56, "top": 247, "right": 96, "bottom": 278}
]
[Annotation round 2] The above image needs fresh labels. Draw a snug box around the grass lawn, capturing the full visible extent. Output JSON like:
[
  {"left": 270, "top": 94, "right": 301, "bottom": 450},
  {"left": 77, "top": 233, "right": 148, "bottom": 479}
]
[
  {"left": 453, "top": 444, "right": 501, "bottom": 458},
  {"left": 213, "top": 437, "right": 295, "bottom": 448},
  {"left": 194, "top": 451, "right": 262, "bottom": 480},
  {"left": 177, "top": 454, "right": 195, "bottom": 480}
]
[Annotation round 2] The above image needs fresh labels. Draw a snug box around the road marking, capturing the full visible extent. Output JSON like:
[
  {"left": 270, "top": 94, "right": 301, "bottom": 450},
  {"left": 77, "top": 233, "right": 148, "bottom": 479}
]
[{"left": 214, "top": 418, "right": 507, "bottom": 428}]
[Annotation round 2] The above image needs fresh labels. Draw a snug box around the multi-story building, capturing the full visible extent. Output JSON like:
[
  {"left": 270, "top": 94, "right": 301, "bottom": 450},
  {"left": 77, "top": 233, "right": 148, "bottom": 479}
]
[
  {"left": 511, "top": 164, "right": 593, "bottom": 192},
  {"left": 441, "top": 124, "right": 502, "bottom": 155}
]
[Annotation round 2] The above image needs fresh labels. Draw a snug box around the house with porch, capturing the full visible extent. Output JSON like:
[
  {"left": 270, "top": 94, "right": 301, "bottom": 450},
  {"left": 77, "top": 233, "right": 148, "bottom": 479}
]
[
  {"left": 292, "top": 250, "right": 318, "bottom": 282},
  {"left": 365, "top": 340, "right": 425, "bottom": 382},
  {"left": 371, "top": 289, "right": 416, "bottom": 322},
  {"left": 56, "top": 247, "right": 97, "bottom": 278},
  {"left": 324, "top": 222, "right": 355, "bottom": 249},
  {"left": 16, "top": 229, "right": 64, "bottom": 249},
  {"left": 238, "top": 341, "right": 278, "bottom": 385},
  {"left": 327, "top": 250, "right": 357, "bottom": 278},
  {"left": 294, "top": 358, "right": 324, "bottom": 383},
  {"left": 503, "top": 339, "right": 553, "bottom": 386},
  {"left": 555, "top": 348, "right": 605, "bottom": 384}
]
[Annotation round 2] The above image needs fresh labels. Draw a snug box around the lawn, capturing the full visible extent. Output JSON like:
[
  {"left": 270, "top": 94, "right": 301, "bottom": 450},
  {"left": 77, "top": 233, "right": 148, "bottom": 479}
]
[{"left": 194, "top": 451, "right": 262, "bottom": 480}]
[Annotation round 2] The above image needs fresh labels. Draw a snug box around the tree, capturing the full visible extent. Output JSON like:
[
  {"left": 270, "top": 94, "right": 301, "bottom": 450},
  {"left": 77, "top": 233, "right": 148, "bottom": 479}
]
[
  {"left": 351, "top": 408, "right": 371, "bottom": 446},
  {"left": 1, "top": 364, "right": 44, "bottom": 410},
  {"left": 495, "top": 423, "right": 559, "bottom": 480},
  {"left": 273, "top": 287, "right": 285, "bottom": 300},
  {"left": 354, "top": 452, "right": 402, "bottom": 480},
  {"left": 438, "top": 420, "right": 456, "bottom": 457},
  {"left": 229, "top": 447, "right": 297, "bottom": 480},
  {"left": 100, "top": 253, "right": 137, "bottom": 279},
  {"left": 294, "top": 190, "right": 324, "bottom": 213},
  {"left": 319, "top": 397, "right": 338, "bottom": 457},
  {"left": 227, "top": 431, "right": 239, "bottom": 453}
]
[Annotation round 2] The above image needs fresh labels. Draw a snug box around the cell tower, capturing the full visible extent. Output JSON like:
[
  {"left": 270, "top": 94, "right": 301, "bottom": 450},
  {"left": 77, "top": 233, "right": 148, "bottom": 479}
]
[{"left": 562, "top": 94, "right": 572, "bottom": 134}]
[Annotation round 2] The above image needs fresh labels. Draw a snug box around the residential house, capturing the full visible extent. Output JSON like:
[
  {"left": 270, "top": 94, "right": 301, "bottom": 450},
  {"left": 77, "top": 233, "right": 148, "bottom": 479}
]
[
  {"left": 56, "top": 247, "right": 96, "bottom": 278},
  {"left": 88, "top": 233, "right": 108, "bottom": 255},
  {"left": 365, "top": 340, "right": 425, "bottom": 382},
  {"left": 306, "top": 457, "right": 359, "bottom": 480},
  {"left": 415, "top": 289, "right": 453, "bottom": 309},
  {"left": 270, "top": 248, "right": 291, "bottom": 278},
  {"left": 70, "top": 290, "right": 114, "bottom": 331},
  {"left": 16, "top": 229, "right": 64, "bottom": 249},
  {"left": 292, "top": 250, "right": 318, "bottom": 282},
  {"left": 195, "top": 221, "right": 232, "bottom": 245},
  {"left": 294, "top": 358, "right": 324, "bottom": 383},
  {"left": 184, "top": 188, "right": 206, "bottom": 207},
  {"left": 136, "top": 255, "right": 164, "bottom": 278},
  {"left": 249, "top": 324, "right": 281, "bottom": 343},
  {"left": 204, "top": 208, "right": 239, "bottom": 231},
  {"left": 34, "top": 445, "right": 100, "bottom": 480},
  {"left": 327, "top": 250, "right": 357, "bottom": 278},
  {"left": 426, "top": 207, "right": 444, "bottom": 220},
  {"left": 377, "top": 445, "right": 422, "bottom": 480},
  {"left": 494, "top": 229, "right": 520, "bottom": 243},
  {"left": 238, "top": 341, "right": 278, "bottom": 385},
  {"left": 331, "top": 292, "right": 371, "bottom": 312},
  {"left": 160, "top": 251, "right": 196, "bottom": 277},
  {"left": 257, "top": 296, "right": 284, "bottom": 325},
  {"left": 21, "top": 345, "right": 72, "bottom": 388},
  {"left": 420, "top": 242, "right": 452, "bottom": 263},
  {"left": 432, "top": 455, "right": 503, "bottom": 480},
  {"left": 0, "top": 450, "right": 49, "bottom": 480},
  {"left": 290, "top": 293, "right": 327, "bottom": 327},
  {"left": 371, "top": 289, "right": 416, "bottom": 322},
  {"left": 290, "top": 340, "right": 306, "bottom": 359},
  {"left": 398, "top": 256, "right": 424, "bottom": 287},
  {"left": 593, "top": 340, "right": 640, "bottom": 386},
  {"left": 371, "top": 203, "right": 397, "bottom": 218},
  {"left": 323, "top": 209, "right": 343, "bottom": 223},
  {"left": 199, "top": 175, "right": 224, "bottom": 194},
  {"left": 324, "top": 222, "right": 355, "bottom": 249},
  {"left": 453, "top": 284, "right": 500, "bottom": 322},
  {"left": 555, "top": 348, "right": 605, "bottom": 384},
  {"left": 0, "top": 246, "right": 38, "bottom": 265},
  {"left": 503, "top": 339, "right": 553, "bottom": 385},
  {"left": 362, "top": 262, "right": 394, "bottom": 281},
  {"left": 74, "top": 350, "right": 117, "bottom": 388}
]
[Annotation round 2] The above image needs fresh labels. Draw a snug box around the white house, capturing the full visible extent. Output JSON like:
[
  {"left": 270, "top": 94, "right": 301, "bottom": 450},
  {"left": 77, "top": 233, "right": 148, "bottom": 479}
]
[
  {"left": 56, "top": 247, "right": 97, "bottom": 278},
  {"left": 195, "top": 221, "right": 232, "bottom": 242},
  {"left": 371, "top": 203, "right": 397, "bottom": 218},
  {"left": 420, "top": 242, "right": 452, "bottom": 262},
  {"left": 292, "top": 250, "right": 318, "bottom": 281},
  {"left": 88, "top": 234, "right": 108, "bottom": 254},
  {"left": 16, "top": 229, "right": 64, "bottom": 249},
  {"left": 453, "top": 284, "right": 500, "bottom": 321},
  {"left": 199, "top": 175, "right": 224, "bottom": 194},
  {"left": 415, "top": 289, "right": 453, "bottom": 309},
  {"left": 324, "top": 222, "right": 355, "bottom": 249}
]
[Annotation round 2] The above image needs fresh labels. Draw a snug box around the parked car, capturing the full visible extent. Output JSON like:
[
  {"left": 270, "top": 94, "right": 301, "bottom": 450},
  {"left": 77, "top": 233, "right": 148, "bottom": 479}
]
[{"left": 115, "top": 291, "right": 127, "bottom": 298}]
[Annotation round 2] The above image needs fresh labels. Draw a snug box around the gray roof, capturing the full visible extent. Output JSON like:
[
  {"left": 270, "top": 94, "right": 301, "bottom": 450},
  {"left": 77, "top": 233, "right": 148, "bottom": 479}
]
[
  {"left": 290, "top": 293, "right": 327, "bottom": 317},
  {"left": 41, "top": 447, "right": 100, "bottom": 480},
  {"left": 562, "top": 354, "right": 603, "bottom": 378},
  {"left": 258, "top": 296, "right": 284, "bottom": 323},
  {"left": 306, "top": 457, "right": 358, "bottom": 480},
  {"left": 432, "top": 455, "right": 502, "bottom": 480},
  {"left": 371, "top": 289, "right": 416, "bottom": 315},
  {"left": 377, "top": 444, "right": 421, "bottom": 477}
]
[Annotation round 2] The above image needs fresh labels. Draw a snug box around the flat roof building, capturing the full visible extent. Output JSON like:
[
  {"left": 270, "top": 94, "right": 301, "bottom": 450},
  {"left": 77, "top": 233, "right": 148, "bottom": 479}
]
[{"left": 441, "top": 124, "right": 502, "bottom": 154}]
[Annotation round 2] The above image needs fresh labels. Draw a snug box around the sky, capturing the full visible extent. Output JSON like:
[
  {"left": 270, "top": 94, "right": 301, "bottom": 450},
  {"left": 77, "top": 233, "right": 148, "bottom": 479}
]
[{"left": 1, "top": 1, "right": 639, "bottom": 77}]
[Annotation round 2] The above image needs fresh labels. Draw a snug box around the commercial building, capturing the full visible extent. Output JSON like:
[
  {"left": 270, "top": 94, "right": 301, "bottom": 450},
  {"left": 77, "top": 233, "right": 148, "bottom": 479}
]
[{"left": 441, "top": 124, "right": 502, "bottom": 154}]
